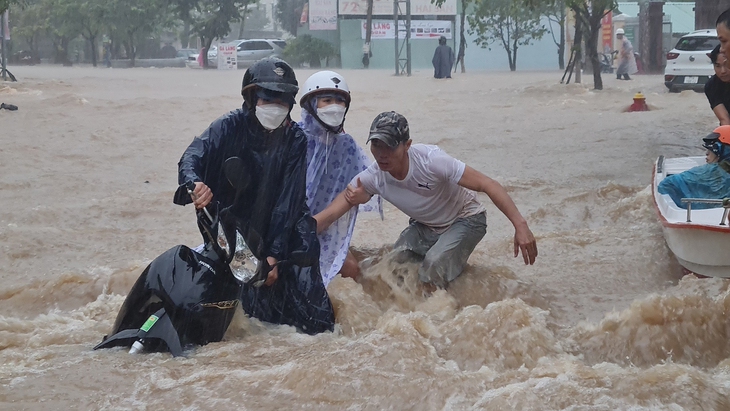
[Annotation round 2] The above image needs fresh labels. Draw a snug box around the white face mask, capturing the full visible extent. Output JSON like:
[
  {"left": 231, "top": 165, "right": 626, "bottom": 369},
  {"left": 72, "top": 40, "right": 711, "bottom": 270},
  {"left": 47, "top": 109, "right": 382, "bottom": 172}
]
[
  {"left": 255, "top": 104, "right": 289, "bottom": 130},
  {"left": 317, "top": 104, "right": 346, "bottom": 128}
]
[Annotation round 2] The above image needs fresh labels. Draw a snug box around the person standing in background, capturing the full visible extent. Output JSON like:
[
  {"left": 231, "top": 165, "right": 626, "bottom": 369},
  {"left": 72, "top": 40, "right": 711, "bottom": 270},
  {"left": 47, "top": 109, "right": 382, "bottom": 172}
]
[
  {"left": 432, "top": 36, "right": 455, "bottom": 79},
  {"left": 103, "top": 41, "right": 112, "bottom": 68},
  {"left": 362, "top": 42, "right": 371, "bottom": 68},
  {"left": 615, "top": 28, "right": 636, "bottom": 80}
]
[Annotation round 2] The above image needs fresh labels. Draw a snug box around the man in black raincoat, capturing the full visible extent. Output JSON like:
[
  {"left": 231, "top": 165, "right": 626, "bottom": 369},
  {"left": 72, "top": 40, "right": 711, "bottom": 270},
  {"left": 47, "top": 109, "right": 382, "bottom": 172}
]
[
  {"left": 173, "top": 58, "right": 335, "bottom": 335},
  {"left": 432, "top": 36, "right": 455, "bottom": 79}
]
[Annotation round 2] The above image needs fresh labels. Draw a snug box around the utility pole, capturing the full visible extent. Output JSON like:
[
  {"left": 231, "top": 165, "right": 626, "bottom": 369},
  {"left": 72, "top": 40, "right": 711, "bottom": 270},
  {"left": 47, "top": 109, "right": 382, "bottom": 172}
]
[
  {"left": 638, "top": 0, "right": 649, "bottom": 75},
  {"left": 648, "top": 1, "right": 665, "bottom": 73},
  {"left": 639, "top": 0, "right": 665, "bottom": 74},
  {"left": 363, "top": 0, "right": 373, "bottom": 68},
  {"left": 394, "top": 0, "right": 411, "bottom": 76},
  {"left": 1, "top": 10, "right": 17, "bottom": 82}
]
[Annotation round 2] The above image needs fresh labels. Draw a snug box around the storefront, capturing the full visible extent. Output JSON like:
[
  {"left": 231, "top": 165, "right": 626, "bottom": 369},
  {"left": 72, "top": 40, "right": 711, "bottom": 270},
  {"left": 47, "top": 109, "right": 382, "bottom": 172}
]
[{"left": 300, "top": 0, "right": 458, "bottom": 69}]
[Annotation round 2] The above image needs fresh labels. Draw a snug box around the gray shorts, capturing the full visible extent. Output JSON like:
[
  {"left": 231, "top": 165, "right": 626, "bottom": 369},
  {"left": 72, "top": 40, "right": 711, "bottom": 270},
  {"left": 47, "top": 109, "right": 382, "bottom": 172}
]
[{"left": 393, "top": 212, "right": 487, "bottom": 288}]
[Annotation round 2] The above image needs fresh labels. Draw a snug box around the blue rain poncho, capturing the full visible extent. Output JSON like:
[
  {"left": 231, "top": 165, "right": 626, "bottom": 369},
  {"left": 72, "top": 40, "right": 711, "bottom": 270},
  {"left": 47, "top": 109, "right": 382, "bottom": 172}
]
[
  {"left": 299, "top": 109, "right": 382, "bottom": 286},
  {"left": 658, "top": 162, "right": 730, "bottom": 209}
]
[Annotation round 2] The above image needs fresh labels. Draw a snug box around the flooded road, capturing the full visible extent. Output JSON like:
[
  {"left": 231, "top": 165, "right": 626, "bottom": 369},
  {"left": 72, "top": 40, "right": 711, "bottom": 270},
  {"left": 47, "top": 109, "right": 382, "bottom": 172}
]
[{"left": 1, "top": 66, "right": 729, "bottom": 410}]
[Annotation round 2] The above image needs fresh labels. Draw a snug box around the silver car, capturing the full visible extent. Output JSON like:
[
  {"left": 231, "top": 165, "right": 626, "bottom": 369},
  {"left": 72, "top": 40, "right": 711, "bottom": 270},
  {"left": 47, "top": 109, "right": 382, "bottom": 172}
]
[{"left": 231, "top": 39, "right": 287, "bottom": 67}]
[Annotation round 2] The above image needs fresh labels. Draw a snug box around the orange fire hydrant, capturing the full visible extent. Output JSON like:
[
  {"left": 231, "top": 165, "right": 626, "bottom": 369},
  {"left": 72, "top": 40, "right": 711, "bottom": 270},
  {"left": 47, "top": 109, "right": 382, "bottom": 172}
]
[{"left": 628, "top": 92, "right": 649, "bottom": 112}]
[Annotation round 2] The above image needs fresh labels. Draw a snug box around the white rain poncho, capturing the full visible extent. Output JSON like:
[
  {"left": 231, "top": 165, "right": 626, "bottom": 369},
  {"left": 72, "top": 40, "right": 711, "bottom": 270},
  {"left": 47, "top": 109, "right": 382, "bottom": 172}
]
[
  {"left": 617, "top": 37, "right": 638, "bottom": 75},
  {"left": 300, "top": 108, "right": 382, "bottom": 286}
]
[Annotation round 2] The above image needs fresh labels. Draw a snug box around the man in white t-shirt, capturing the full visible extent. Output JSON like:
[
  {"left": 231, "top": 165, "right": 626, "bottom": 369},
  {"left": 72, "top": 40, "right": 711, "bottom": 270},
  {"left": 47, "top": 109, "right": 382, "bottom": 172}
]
[{"left": 315, "top": 111, "right": 538, "bottom": 290}]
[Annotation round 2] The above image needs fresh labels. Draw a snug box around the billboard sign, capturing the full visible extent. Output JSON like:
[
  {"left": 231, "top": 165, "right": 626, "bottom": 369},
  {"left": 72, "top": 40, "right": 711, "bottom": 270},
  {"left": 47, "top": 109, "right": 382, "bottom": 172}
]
[
  {"left": 361, "top": 20, "right": 452, "bottom": 40},
  {"left": 310, "top": 0, "right": 337, "bottom": 30},
  {"left": 341, "top": 0, "right": 456, "bottom": 16}
]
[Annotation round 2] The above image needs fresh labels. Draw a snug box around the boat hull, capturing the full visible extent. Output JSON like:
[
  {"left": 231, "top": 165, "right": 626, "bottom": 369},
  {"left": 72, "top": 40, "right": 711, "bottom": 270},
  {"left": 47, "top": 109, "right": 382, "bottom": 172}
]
[
  {"left": 652, "top": 156, "right": 730, "bottom": 278},
  {"left": 660, "top": 225, "right": 730, "bottom": 277}
]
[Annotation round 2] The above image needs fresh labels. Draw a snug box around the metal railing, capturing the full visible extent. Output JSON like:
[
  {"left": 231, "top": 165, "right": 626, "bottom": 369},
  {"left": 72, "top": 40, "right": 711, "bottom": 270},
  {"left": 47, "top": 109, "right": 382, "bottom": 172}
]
[{"left": 680, "top": 197, "right": 730, "bottom": 225}]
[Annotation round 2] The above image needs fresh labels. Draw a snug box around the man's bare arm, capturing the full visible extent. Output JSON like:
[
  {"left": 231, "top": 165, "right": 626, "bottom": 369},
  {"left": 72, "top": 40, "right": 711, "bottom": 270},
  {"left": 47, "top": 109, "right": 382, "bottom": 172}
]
[
  {"left": 458, "top": 165, "right": 538, "bottom": 265},
  {"left": 313, "top": 191, "right": 355, "bottom": 234},
  {"left": 458, "top": 166, "right": 527, "bottom": 228},
  {"left": 713, "top": 104, "right": 730, "bottom": 125}
]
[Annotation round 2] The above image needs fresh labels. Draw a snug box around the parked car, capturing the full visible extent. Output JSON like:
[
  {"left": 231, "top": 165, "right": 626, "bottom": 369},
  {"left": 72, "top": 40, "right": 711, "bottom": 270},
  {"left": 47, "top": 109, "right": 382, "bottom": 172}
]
[
  {"left": 206, "top": 45, "right": 218, "bottom": 63},
  {"left": 186, "top": 45, "right": 219, "bottom": 68},
  {"left": 186, "top": 40, "right": 287, "bottom": 69},
  {"left": 176, "top": 48, "right": 199, "bottom": 61},
  {"left": 230, "top": 39, "right": 287, "bottom": 67},
  {"left": 10, "top": 50, "right": 40, "bottom": 65},
  {"left": 664, "top": 29, "right": 719, "bottom": 92}
]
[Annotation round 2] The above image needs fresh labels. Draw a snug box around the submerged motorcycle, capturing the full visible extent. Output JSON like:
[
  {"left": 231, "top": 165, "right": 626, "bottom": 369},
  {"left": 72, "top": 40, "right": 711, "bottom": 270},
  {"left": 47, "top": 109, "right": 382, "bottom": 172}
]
[{"left": 94, "top": 158, "right": 267, "bottom": 356}]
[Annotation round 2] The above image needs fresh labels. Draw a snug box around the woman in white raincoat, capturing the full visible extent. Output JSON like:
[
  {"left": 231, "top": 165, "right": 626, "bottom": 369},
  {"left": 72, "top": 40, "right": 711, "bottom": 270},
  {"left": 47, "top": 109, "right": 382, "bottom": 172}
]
[
  {"left": 615, "top": 28, "right": 637, "bottom": 80},
  {"left": 298, "top": 71, "right": 381, "bottom": 286}
]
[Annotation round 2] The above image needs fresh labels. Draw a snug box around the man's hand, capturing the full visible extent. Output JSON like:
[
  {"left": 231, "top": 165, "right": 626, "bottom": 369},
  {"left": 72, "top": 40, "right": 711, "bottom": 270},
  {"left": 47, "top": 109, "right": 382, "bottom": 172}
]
[
  {"left": 264, "top": 256, "right": 279, "bottom": 286},
  {"left": 514, "top": 224, "right": 538, "bottom": 265},
  {"left": 191, "top": 182, "right": 213, "bottom": 209},
  {"left": 344, "top": 178, "right": 371, "bottom": 205}
]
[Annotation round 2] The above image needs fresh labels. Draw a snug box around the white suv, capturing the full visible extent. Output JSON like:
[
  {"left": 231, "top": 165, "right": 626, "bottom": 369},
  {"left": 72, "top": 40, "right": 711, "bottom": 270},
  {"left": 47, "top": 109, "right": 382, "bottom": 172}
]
[
  {"left": 201, "top": 39, "right": 287, "bottom": 68},
  {"left": 664, "top": 29, "right": 720, "bottom": 92}
]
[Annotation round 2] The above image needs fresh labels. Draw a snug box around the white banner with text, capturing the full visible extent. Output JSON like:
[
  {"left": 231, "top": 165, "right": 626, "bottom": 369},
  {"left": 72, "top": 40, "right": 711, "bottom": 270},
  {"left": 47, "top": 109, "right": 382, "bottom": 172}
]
[
  {"left": 361, "top": 20, "right": 452, "bottom": 40},
  {"left": 341, "top": 0, "right": 456, "bottom": 16},
  {"left": 309, "top": 0, "right": 338, "bottom": 30},
  {"left": 217, "top": 44, "right": 237, "bottom": 70}
]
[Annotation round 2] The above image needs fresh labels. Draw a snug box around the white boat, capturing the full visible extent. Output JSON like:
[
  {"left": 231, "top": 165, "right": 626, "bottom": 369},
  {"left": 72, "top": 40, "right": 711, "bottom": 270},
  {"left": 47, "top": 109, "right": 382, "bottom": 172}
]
[{"left": 652, "top": 155, "right": 730, "bottom": 277}]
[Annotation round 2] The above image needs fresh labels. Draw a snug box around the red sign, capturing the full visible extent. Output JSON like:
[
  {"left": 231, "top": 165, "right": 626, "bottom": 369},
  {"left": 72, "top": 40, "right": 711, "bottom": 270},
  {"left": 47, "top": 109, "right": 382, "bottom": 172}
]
[
  {"left": 601, "top": 12, "right": 613, "bottom": 53},
  {"left": 299, "top": 2, "right": 309, "bottom": 26}
]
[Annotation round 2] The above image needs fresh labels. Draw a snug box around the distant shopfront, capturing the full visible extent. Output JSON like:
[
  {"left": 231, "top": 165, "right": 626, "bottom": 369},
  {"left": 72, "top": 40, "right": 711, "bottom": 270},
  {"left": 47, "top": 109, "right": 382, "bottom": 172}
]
[{"left": 299, "top": 0, "right": 458, "bottom": 69}]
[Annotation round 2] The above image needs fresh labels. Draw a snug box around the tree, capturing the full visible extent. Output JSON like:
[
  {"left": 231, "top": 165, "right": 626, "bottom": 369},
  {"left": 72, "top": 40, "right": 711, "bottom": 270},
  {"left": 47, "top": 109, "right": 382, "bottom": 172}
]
[
  {"left": 454, "top": 0, "right": 471, "bottom": 72},
  {"left": 544, "top": 0, "right": 566, "bottom": 69},
  {"left": 567, "top": 0, "right": 616, "bottom": 90},
  {"left": 70, "top": 0, "right": 106, "bottom": 66},
  {"left": 467, "top": 0, "right": 547, "bottom": 71},
  {"left": 10, "top": 0, "right": 47, "bottom": 63},
  {"left": 523, "top": 0, "right": 616, "bottom": 89},
  {"left": 283, "top": 34, "right": 337, "bottom": 67},
  {"left": 275, "top": 0, "right": 305, "bottom": 36},
  {"left": 238, "top": 2, "right": 269, "bottom": 36},
  {"left": 0, "top": 0, "right": 26, "bottom": 14},
  {"left": 107, "top": 0, "right": 171, "bottom": 66},
  {"left": 46, "top": 0, "right": 80, "bottom": 65},
  {"left": 171, "top": 0, "right": 249, "bottom": 68}
]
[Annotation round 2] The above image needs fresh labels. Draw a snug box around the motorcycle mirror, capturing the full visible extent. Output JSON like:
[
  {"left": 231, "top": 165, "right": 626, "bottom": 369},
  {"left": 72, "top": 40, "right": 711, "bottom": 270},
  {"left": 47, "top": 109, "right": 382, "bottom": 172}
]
[{"left": 223, "top": 157, "right": 251, "bottom": 191}]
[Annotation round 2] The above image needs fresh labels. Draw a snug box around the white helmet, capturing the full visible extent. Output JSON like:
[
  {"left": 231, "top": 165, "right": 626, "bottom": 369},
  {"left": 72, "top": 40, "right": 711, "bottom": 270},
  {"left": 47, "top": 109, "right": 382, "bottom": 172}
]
[
  {"left": 299, "top": 70, "right": 351, "bottom": 107},
  {"left": 616, "top": 28, "right": 624, "bottom": 35}
]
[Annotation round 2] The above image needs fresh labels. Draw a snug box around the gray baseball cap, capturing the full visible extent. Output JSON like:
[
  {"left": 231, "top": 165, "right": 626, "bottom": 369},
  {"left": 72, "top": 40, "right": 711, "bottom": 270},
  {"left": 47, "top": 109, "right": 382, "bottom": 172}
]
[{"left": 366, "top": 111, "right": 410, "bottom": 148}]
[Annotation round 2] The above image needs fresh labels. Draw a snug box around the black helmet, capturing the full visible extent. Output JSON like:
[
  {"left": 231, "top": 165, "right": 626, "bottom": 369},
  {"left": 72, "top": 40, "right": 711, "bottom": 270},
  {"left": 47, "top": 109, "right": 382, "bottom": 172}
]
[{"left": 242, "top": 57, "right": 298, "bottom": 95}]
